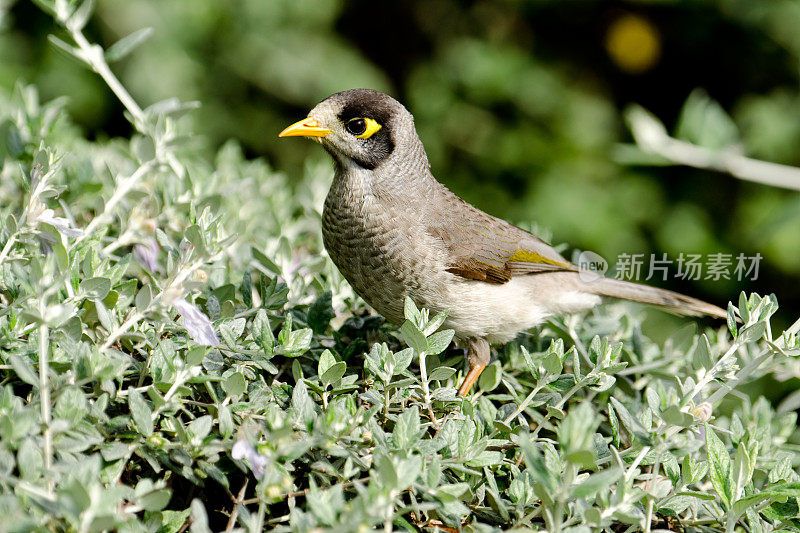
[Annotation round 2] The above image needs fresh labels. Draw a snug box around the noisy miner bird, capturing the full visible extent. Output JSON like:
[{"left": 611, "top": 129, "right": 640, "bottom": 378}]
[{"left": 279, "top": 88, "right": 726, "bottom": 396}]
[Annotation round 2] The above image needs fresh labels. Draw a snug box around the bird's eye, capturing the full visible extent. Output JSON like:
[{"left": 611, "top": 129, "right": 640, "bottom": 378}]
[
  {"left": 345, "top": 117, "right": 382, "bottom": 139},
  {"left": 345, "top": 118, "right": 366, "bottom": 136}
]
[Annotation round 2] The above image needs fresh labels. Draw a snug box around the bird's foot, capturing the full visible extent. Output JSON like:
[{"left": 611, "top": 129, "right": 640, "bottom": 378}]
[
  {"left": 457, "top": 362, "right": 486, "bottom": 396},
  {"left": 456, "top": 337, "right": 491, "bottom": 396}
]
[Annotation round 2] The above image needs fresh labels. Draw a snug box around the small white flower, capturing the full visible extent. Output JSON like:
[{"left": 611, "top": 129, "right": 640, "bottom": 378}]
[
  {"left": 35, "top": 208, "right": 84, "bottom": 238},
  {"left": 173, "top": 298, "right": 219, "bottom": 346},
  {"left": 232, "top": 439, "right": 269, "bottom": 479},
  {"left": 691, "top": 402, "right": 713, "bottom": 422},
  {"left": 134, "top": 238, "right": 160, "bottom": 273},
  {"left": 231, "top": 440, "right": 250, "bottom": 460}
]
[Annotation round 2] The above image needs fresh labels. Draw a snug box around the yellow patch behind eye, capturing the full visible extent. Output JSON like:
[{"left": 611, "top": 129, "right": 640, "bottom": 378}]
[{"left": 356, "top": 118, "right": 382, "bottom": 139}]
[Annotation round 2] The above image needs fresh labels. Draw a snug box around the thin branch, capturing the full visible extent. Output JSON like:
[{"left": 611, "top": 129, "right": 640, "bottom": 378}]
[
  {"left": 64, "top": 14, "right": 185, "bottom": 178},
  {"left": 73, "top": 161, "right": 157, "bottom": 247},
  {"left": 225, "top": 479, "right": 248, "bottom": 532},
  {"left": 0, "top": 233, "right": 19, "bottom": 268},
  {"left": 38, "top": 318, "right": 53, "bottom": 494},
  {"left": 627, "top": 106, "right": 800, "bottom": 191}
]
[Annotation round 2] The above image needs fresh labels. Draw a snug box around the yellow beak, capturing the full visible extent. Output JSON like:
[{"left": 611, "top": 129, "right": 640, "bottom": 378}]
[{"left": 278, "top": 117, "right": 331, "bottom": 138}]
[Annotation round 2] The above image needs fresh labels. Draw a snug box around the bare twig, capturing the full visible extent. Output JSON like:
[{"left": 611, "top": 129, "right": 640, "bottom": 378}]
[
  {"left": 38, "top": 318, "right": 53, "bottom": 495},
  {"left": 65, "top": 23, "right": 186, "bottom": 178},
  {"left": 225, "top": 479, "right": 248, "bottom": 532},
  {"left": 73, "top": 161, "right": 157, "bottom": 247},
  {"left": 627, "top": 105, "right": 800, "bottom": 191}
]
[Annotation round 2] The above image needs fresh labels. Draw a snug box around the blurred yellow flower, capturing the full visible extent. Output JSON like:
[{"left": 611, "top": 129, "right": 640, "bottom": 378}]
[{"left": 605, "top": 13, "right": 661, "bottom": 74}]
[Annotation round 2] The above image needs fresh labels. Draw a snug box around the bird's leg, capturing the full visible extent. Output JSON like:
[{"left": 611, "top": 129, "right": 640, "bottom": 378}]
[{"left": 457, "top": 337, "right": 490, "bottom": 397}]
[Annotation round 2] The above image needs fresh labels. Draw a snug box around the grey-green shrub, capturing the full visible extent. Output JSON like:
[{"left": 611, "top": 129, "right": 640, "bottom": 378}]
[{"left": 1, "top": 2, "right": 799, "bottom": 531}]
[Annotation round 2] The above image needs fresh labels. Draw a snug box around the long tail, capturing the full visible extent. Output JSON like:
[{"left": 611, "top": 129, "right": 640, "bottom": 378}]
[{"left": 586, "top": 277, "right": 727, "bottom": 319}]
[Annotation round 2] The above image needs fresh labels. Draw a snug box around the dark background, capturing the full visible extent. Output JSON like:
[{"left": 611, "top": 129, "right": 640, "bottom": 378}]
[{"left": 3, "top": 0, "right": 800, "bottom": 333}]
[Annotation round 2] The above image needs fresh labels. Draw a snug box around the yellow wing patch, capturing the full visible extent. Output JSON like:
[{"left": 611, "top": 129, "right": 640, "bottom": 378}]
[{"left": 508, "top": 249, "right": 570, "bottom": 267}]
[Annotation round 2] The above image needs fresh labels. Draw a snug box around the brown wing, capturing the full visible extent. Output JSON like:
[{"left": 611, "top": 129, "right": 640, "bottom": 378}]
[{"left": 427, "top": 197, "right": 577, "bottom": 284}]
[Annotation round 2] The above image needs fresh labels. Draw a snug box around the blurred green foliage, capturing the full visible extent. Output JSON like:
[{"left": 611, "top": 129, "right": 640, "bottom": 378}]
[{"left": 2, "top": 0, "right": 800, "bottom": 322}]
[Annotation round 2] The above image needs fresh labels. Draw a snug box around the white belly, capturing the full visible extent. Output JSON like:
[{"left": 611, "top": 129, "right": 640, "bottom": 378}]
[{"left": 432, "top": 274, "right": 602, "bottom": 344}]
